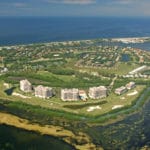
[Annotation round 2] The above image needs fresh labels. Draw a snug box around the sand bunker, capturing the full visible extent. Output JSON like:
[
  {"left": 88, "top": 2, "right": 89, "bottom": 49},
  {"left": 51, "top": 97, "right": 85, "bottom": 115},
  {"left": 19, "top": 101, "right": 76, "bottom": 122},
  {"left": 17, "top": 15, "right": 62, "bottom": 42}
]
[
  {"left": 12, "top": 92, "right": 31, "bottom": 99},
  {"left": 127, "top": 90, "right": 138, "bottom": 96},
  {"left": 3, "top": 83, "right": 9, "bottom": 88},
  {"left": 112, "top": 105, "right": 124, "bottom": 110},
  {"left": 87, "top": 106, "right": 101, "bottom": 112}
]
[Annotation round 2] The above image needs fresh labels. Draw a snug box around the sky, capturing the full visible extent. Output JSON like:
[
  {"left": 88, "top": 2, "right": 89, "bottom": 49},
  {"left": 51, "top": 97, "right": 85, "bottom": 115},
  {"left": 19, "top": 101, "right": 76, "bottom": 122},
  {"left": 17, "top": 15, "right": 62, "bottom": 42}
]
[{"left": 0, "top": 0, "right": 150, "bottom": 17}]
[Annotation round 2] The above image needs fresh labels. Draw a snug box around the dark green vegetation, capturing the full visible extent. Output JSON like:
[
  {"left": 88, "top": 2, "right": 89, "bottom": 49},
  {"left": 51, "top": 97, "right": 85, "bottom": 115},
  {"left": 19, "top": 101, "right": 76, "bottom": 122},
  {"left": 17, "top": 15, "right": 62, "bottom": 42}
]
[
  {"left": 3, "top": 71, "right": 110, "bottom": 88},
  {"left": 63, "top": 101, "right": 107, "bottom": 110},
  {"left": 0, "top": 124, "right": 74, "bottom": 150}
]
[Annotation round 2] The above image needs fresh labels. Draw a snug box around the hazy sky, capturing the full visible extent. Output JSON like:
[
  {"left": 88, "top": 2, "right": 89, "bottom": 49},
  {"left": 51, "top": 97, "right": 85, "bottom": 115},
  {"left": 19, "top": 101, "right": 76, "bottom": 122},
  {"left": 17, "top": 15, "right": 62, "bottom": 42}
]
[{"left": 0, "top": 0, "right": 150, "bottom": 17}]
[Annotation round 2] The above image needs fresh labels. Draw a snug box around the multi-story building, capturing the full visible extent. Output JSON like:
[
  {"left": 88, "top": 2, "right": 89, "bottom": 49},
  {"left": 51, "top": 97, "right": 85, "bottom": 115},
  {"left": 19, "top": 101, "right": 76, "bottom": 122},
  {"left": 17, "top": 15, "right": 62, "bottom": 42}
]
[
  {"left": 115, "top": 86, "right": 127, "bottom": 95},
  {"left": 35, "top": 85, "right": 53, "bottom": 99},
  {"left": 61, "top": 88, "right": 79, "bottom": 101},
  {"left": 126, "top": 82, "right": 136, "bottom": 90},
  {"left": 89, "top": 86, "right": 107, "bottom": 99},
  {"left": 20, "top": 79, "right": 32, "bottom": 92}
]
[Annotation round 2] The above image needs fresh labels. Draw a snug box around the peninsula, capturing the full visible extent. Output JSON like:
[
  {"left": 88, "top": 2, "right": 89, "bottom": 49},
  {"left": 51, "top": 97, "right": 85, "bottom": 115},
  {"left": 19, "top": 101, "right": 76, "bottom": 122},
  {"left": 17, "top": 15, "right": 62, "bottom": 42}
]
[{"left": 1, "top": 37, "right": 150, "bottom": 149}]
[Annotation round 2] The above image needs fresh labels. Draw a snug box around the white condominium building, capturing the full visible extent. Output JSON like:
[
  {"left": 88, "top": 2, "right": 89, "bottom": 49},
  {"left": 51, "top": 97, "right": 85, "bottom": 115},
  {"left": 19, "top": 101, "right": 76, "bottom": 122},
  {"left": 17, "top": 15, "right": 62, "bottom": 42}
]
[
  {"left": 35, "top": 85, "right": 53, "bottom": 99},
  {"left": 89, "top": 86, "right": 107, "bottom": 99},
  {"left": 126, "top": 82, "right": 136, "bottom": 90},
  {"left": 61, "top": 88, "right": 79, "bottom": 101},
  {"left": 20, "top": 79, "right": 32, "bottom": 92},
  {"left": 115, "top": 86, "right": 127, "bottom": 95}
]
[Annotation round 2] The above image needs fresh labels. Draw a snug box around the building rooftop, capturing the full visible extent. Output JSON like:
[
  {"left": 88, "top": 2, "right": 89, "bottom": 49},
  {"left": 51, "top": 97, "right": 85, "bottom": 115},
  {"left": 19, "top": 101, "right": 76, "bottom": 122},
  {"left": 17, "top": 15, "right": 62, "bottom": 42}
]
[
  {"left": 35, "top": 85, "right": 52, "bottom": 91},
  {"left": 89, "top": 86, "right": 107, "bottom": 90},
  {"left": 116, "top": 86, "right": 126, "bottom": 91},
  {"left": 20, "top": 79, "right": 31, "bottom": 85},
  {"left": 62, "top": 88, "right": 79, "bottom": 92}
]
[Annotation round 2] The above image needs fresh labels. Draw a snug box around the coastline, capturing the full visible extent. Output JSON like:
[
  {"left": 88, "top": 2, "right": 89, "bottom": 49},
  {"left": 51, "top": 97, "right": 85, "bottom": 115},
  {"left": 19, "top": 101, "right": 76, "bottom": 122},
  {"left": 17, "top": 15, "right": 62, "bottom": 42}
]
[{"left": 0, "top": 36, "right": 150, "bottom": 47}]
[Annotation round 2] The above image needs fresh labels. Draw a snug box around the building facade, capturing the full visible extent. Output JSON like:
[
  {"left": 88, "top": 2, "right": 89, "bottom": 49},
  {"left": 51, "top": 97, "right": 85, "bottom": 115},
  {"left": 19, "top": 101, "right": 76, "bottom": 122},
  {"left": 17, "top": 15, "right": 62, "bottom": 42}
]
[
  {"left": 61, "top": 88, "right": 79, "bottom": 101},
  {"left": 89, "top": 86, "right": 107, "bottom": 99},
  {"left": 35, "top": 85, "right": 53, "bottom": 99},
  {"left": 115, "top": 86, "right": 127, "bottom": 95},
  {"left": 20, "top": 79, "right": 32, "bottom": 92}
]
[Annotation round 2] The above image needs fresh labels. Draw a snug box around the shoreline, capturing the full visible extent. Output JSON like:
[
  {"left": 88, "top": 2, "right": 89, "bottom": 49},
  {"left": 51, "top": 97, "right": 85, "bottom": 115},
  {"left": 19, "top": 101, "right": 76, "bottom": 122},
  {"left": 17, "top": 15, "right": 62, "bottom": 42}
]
[{"left": 0, "top": 36, "right": 150, "bottom": 47}]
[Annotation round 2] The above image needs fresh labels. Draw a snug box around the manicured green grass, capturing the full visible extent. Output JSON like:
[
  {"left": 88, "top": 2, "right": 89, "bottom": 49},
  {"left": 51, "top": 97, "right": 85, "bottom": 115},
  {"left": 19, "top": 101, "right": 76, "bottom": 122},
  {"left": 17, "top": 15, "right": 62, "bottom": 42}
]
[
  {"left": 100, "top": 62, "right": 140, "bottom": 75},
  {"left": 77, "top": 62, "right": 140, "bottom": 76},
  {"left": 37, "top": 71, "right": 75, "bottom": 82},
  {"left": 5, "top": 70, "right": 110, "bottom": 88}
]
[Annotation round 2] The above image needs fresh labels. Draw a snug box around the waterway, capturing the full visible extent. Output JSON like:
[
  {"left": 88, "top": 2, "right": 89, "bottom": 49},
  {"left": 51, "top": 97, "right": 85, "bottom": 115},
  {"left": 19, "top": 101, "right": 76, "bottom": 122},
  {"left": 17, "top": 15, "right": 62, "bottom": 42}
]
[
  {"left": 0, "top": 124, "right": 74, "bottom": 150},
  {"left": 121, "top": 54, "right": 130, "bottom": 62},
  {"left": 89, "top": 98, "right": 150, "bottom": 149}
]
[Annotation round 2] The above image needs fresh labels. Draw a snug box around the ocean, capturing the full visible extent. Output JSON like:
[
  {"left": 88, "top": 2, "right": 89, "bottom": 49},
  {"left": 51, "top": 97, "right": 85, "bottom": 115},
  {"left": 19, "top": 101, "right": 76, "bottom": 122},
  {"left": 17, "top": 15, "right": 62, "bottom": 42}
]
[{"left": 1, "top": 17, "right": 150, "bottom": 46}]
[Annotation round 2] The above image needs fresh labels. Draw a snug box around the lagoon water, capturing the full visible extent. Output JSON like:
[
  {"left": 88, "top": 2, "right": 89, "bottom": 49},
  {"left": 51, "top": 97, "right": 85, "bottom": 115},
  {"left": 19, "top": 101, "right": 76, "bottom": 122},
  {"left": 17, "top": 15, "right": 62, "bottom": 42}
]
[
  {"left": 89, "top": 98, "right": 150, "bottom": 149},
  {"left": 0, "top": 124, "right": 74, "bottom": 150},
  {"left": 1, "top": 17, "right": 150, "bottom": 46}
]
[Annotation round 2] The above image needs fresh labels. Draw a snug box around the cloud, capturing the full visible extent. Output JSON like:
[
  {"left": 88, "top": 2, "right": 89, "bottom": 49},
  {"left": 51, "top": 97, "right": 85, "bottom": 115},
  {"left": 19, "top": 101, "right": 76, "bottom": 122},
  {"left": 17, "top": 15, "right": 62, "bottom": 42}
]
[
  {"left": 116, "top": 0, "right": 141, "bottom": 5},
  {"left": 112, "top": 0, "right": 150, "bottom": 5},
  {"left": 0, "top": 0, "right": 150, "bottom": 17},
  {"left": 46, "top": 0, "right": 96, "bottom": 5},
  {"left": 63, "top": 0, "right": 96, "bottom": 4},
  {"left": 12, "top": 2, "right": 27, "bottom": 8},
  {"left": 0, "top": 1, "right": 28, "bottom": 8}
]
